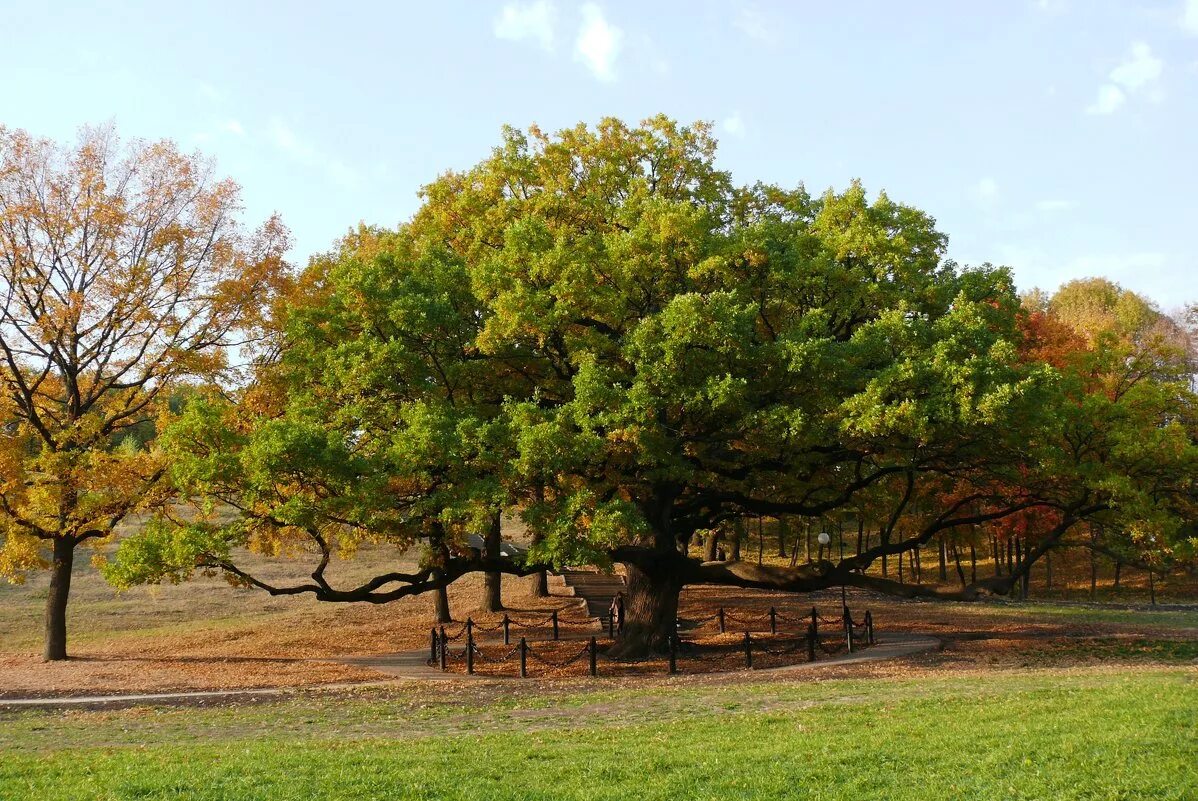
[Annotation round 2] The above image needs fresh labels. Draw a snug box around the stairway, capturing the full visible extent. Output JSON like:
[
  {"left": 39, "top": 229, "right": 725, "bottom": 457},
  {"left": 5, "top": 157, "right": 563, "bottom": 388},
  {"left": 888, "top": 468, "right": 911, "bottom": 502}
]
[{"left": 551, "top": 569, "right": 627, "bottom": 619}]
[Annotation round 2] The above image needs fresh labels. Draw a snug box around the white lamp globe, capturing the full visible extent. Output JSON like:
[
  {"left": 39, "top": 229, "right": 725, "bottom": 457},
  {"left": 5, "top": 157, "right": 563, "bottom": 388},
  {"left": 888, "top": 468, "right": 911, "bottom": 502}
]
[{"left": 817, "top": 532, "right": 831, "bottom": 546}]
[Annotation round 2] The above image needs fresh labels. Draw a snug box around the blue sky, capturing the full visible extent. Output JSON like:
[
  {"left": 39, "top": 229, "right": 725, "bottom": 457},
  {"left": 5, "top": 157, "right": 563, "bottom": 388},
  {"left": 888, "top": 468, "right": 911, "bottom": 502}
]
[{"left": 3, "top": 0, "right": 1196, "bottom": 308}]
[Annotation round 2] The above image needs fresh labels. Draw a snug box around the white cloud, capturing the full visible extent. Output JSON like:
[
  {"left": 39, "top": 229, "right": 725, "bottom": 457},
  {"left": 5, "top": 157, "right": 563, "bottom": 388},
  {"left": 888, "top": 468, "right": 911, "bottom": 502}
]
[
  {"left": 1182, "top": 0, "right": 1198, "bottom": 35},
  {"left": 1087, "top": 84, "right": 1126, "bottom": 114},
  {"left": 1087, "top": 41, "right": 1163, "bottom": 115},
  {"left": 574, "top": 4, "right": 622, "bottom": 82},
  {"left": 267, "top": 119, "right": 359, "bottom": 189},
  {"left": 722, "top": 112, "right": 747, "bottom": 138},
  {"left": 734, "top": 4, "right": 777, "bottom": 44},
  {"left": 221, "top": 119, "right": 245, "bottom": 137},
  {"left": 494, "top": 1, "right": 556, "bottom": 51},
  {"left": 1035, "top": 199, "right": 1076, "bottom": 213},
  {"left": 975, "top": 177, "right": 999, "bottom": 203}
]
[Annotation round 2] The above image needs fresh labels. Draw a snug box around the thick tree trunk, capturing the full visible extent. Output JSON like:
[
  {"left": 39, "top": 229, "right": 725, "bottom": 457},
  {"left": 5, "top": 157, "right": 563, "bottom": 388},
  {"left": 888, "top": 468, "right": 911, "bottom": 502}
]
[
  {"left": 44, "top": 536, "right": 75, "bottom": 661},
  {"left": 482, "top": 512, "right": 503, "bottom": 613},
  {"left": 529, "top": 530, "right": 549, "bottom": 597},
  {"left": 610, "top": 560, "right": 682, "bottom": 658},
  {"left": 433, "top": 583, "right": 453, "bottom": 623},
  {"left": 703, "top": 530, "right": 722, "bottom": 562}
]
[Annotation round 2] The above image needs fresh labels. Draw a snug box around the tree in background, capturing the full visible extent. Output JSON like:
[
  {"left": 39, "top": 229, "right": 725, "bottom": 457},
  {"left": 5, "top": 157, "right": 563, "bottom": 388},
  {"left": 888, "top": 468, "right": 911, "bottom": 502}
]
[{"left": 0, "top": 125, "right": 288, "bottom": 660}]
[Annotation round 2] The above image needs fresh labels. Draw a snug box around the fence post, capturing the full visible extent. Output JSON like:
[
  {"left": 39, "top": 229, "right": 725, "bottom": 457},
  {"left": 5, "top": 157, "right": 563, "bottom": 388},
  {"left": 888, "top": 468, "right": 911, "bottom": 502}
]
[
  {"left": 769, "top": 606, "right": 777, "bottom": 635},
  {"left": 807, "top": 622, "right": 816, "bottom": 662},
  {"left": 865, "top": 610, "right": 874, "bottom": 645},
  {"left": 607, "top": 612, "right": 614, "bottom": 639},
  {"left": 589, "top": 636, "right": 597, "bottom": 677},
  {"left": 502, "top": 613, "right": 510, "bottom": 646},
  {"left": 718, "top": 607, "right": 725, "bottom": 634},
  {"left": 466, "top": 617, "right": 473, "bottom": 642},
  {"left": 845, "top": 614, "right": 854, "bottom": 653},
  {"left": 811, "top": 606, "right": 818, "bottom": 638},
  {"left": 668, "top": 634, "right": 677, "bottom": 675},
  {"left": 429, "top": 628, "right": 438, "bottom": 663},
  {"left": 519, "top": 637, "right": 528, "bottom": 678},
  {"left": 744, "top": 631, "right": 753, "bottom": 669},
  {"left": 466, "top": 629, "right": 474, "bottom": 675},
  {"left": 439, "top": 627, "right": 448, "bottom": 671},
  {"left": 552, "top": 609, "right": 559, "bottom": 641}
]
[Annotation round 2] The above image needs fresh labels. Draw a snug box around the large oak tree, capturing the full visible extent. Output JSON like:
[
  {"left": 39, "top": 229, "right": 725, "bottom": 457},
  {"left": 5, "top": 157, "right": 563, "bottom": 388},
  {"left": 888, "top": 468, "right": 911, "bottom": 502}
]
[{"left": 108, "top": 117, "right": 1197, "bottom": 656}]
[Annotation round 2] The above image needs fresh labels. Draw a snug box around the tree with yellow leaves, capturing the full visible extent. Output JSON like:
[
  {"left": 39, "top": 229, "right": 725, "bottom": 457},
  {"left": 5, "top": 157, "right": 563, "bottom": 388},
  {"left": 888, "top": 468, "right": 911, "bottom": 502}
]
[{"left": 0, "top": 124, "right": 288, "bottom": 660}]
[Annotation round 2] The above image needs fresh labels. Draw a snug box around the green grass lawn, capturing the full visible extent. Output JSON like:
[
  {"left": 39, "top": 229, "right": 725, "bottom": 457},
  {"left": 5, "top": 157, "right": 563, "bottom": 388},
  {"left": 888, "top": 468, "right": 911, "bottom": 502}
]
[{"left": 3, "top": 669, "right": 1194, "bottom": 800}]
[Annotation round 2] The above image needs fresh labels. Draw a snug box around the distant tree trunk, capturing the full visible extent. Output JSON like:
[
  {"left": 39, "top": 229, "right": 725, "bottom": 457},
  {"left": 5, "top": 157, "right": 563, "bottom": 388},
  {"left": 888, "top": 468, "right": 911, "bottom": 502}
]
[
  {"left": 529, "top": 529, "right": 549, "bottom": 598},
  {"left": 433, "top": 582, "right": 452, "bottom": 623},
  {"left": 898, "top": 551, "right": 904, "bottom": 584},
  {"left": 731, "top": 519, "right": 742, "bottom": 561},
  {"left": 882, "top": 550, "right": 888, "bottom": 577},
  {"left": 805, "top": 525, "right": 812, "bottom": 563},
  {"left": 991, "top": 533, "right": 1001, "bottom": 576},
  {"left": 1045, "top": 550, "right": 1053, "bottom": 591},
  {"left": 482, "top": 512, "right": 503, "bottom": 613},
  {"left": 969, "top": 542, "right": 977, "bottom": 584},
  {"left": 856, "top": 519, "right": 864, "bottom": 556},
  {"left": 938, "top": 536, "right": 948, "bottom": 581},
  {"left": 914, "top": 544, "right": 922, "bottom": 584},
  {"left": 703, "top": 530, "right": 722, "bottom": 562},
  {"left": 1148, "top": 569, "right": 1156, "bottom": 605},
  {"left": 757, "top": 516, "right": 764, "bottom": 566},
  {"left": 1114, "top": 561, "right": 1122, "bottom": 590},
  {"left": 777, "top": 517, "right": 788, "bottom": 558},
  {"left": 1006, "top": 537, "right": 1014, "bottom": 573},
  {"left": 43, "top": 536, "right": 75, "bottom": 661},
  {"left": 950, "top": 540, "right": 967, "bottom": 588},
  {"left": 1089, "top": 525, "right": 1098, "bottom": 601}
]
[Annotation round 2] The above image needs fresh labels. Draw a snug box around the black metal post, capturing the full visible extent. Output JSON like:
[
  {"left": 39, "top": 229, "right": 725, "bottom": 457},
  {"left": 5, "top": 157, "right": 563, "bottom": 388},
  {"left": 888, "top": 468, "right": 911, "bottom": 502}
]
[
  {"left": 845, "top": 615, "right": 854, "bottom": 653},
  {"left": 769, "top": 606, "right": 777, "bottom": 635},
  {"left": 439, "top": 627, "right": 447, "bottom": 671},
  {"left": 552, "top": 609, "right": 559, "bottom": 640},
  {"left": 607, "top": 612, "right": 614, "bottom": 638},
  {"left": 502, "top": 613, "right": 510, "bottom": 645},
  {"left": 744, "top": 631, "right": 753, "bottom": 669},
  {"left": 811, "top": 606, "right": 818, "bottom": 637},
  {"left": 429, "top": 628, "right": 438, "bottom": 663},
  {"left": 807, "top": 622, "right": 817, "bottom": 662},
  {"left": 589, "top": 636, "right": 597, "bottom": 677},
  {"left": 466, "top": 617, "right": 473, "bottom": 642},
  {"left": 466, "top": 630, "right": 474, "bottom": 675},
  {"left": 865, "top": 610, "right": 874, "bottom": 645},
  {"left": 717, "top": 607, "right": 725, "bottom": 634},
  {"left": 519, "top": 637, "right": 528, "bottom": 678}
]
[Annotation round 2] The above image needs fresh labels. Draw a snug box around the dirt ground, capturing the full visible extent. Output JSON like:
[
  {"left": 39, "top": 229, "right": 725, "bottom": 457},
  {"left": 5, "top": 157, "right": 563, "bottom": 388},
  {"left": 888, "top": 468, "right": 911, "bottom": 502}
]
[{"left": 1, "top": 538, "right": 1195, "bottom": 697}]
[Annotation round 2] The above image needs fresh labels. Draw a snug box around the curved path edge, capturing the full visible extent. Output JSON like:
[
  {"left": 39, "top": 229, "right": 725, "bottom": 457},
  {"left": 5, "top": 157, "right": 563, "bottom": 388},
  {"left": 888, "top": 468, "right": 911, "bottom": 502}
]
[{"left": 0, "top": 633, "right": 941, "bottom": 709}]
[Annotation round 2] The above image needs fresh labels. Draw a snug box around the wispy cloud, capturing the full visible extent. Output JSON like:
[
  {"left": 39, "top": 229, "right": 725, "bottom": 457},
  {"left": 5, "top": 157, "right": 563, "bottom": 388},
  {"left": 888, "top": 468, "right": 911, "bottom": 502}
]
[
  {"left": 574, "top": 4, "right": 622, "bottom": 82},
  {"left": 734, "top": 3, "right": 777, "bottom": 45},
  {"left": 1183, "top": 0, "right": 1198, "bottom": 35},
  {"left": 1035, "top": 199, "right": 1076, "bottom": 213},
  {"left": 722, "top": 112, "right": 747, "bottom": 139},
  {"left": 494, "top": 1, "right": 557, "bottom": 51},
  {"left": 221, "top": 119, "right": 245, "bottom": 137},
  {"left": 975, "top": 177, "right": 999, "bottom": 204},
  {"left": 198, "top": 82, "right": 223, "bottom": 103},
  {"left": 267, "top": 119, "right": 359, "bottom": 189},
  {"left": 1087, "top": 41, "right": 1164, "bottom": 115}
]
